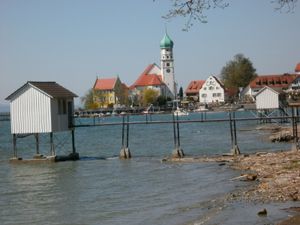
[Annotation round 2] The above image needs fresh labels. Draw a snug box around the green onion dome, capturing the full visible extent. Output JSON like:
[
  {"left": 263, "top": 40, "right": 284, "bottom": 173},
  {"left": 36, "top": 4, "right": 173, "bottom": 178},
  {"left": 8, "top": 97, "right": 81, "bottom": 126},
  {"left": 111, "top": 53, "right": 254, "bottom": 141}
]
[{"left": 160, "top": 33, "right": 174, "bottom": 48}]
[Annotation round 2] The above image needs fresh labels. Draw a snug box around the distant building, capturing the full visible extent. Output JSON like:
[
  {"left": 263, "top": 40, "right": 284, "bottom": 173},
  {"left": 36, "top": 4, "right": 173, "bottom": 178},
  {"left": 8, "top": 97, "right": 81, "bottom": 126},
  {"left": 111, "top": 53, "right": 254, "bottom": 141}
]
[
  {"left": 240, "top": 73, "right": 299, "bottom": 102},
  {"left": 255, "top": 86, "right": 283, "bottom": 110},
  {"left": 160, "top": 32, "right": 177, "bottom": 98},
  {"left": 199, "top": 76, "right": 226, "bottom": 104},
  {"left": 6, "top": 81, "right": 77, "bottom": 134},
  {"left": 130, "top": 63, "right": 170, "bottom": 100},
  {"left": 185, "top": 80, "right": 205, "bottom": 101},
  {"left": 295, "top": 62, "right": 300, "bottom": 74},
  {"left": 130, "top": 32, "right": 177, "bottom": 102},
  {"left": 93, "top": 77, "right": 128, "bottom": 108}
]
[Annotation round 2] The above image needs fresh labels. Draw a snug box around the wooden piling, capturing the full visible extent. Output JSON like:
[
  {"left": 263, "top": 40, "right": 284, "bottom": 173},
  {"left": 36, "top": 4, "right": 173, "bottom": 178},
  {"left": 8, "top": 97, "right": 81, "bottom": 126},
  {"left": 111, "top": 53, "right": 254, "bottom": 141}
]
[
  {"left": 120, "top": 115, "right": 131, "bottom": 159},
  {"left": 172, "top": 113, "right": 184, "bottom": 158},
  {"left": 50, "top": 132, "right": 55, "bottom": 156},
  {"left": 13, "top": 134, "right": 17, "bottom": 158},
  {"left": 229, "top": 111, "right": 240, "bottom": 155},
  {"left": 291, "top": 107, "right": 299, "bottom": 151}
]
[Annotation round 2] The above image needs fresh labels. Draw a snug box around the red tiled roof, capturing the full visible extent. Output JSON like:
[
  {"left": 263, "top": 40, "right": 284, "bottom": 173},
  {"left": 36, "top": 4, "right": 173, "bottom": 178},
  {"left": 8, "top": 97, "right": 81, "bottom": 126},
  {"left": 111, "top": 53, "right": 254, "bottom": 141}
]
[
  {"left": 295, "top": 63, "right": 300, "bottom": 72},
  {"left": 249, "top": 74, "right": 298, "bottom": 89},
  {"left": 185, "top": 80, "right": 205, "bottom": 94},
  {"left": 131, "top": 64, "right": 164, "bottom": 87},
  {"left": 93, "top": 78, "right": 117, "bottom": 90}
]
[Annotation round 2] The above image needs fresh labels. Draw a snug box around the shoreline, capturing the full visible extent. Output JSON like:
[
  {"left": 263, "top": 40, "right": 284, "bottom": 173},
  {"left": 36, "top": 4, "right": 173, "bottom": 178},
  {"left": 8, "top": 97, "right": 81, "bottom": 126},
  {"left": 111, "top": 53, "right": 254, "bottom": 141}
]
[{"left": 164, "top": 149, "right": 300, "bottom": 224}]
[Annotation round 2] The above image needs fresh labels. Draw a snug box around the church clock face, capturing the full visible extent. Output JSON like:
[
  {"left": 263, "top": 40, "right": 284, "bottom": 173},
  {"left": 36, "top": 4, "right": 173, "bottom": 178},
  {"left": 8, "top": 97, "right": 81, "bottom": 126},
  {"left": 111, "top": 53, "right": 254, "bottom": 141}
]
[{"left": 166, "top": 69, "right": 170, "bottom": 73}]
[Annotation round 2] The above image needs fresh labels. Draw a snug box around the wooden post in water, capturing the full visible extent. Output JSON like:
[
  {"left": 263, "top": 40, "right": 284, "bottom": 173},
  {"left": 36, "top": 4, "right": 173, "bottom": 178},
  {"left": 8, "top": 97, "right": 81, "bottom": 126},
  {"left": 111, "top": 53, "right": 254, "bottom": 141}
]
[
  {"left": 229, "top": 111, "right": 240, "bottom": 155},
  {"left": 291, "top": 107, "right": 299, "bottom": 151},
  {"left": 50, "top": 132, "right": 55, "bottom": 156},
  {"left": 120, "top": 115, "right": 131, "bottom": 159},
  {"left": 33, "top": 133, "right": 42, "bottom": 159},
  {"left": 171, "top": 113, "right": 184, "bottom": 158},
  {"left": 12, "top": 134, "right": 17, "bottom": 159},
  {"left": 70, "top": 129, "right": 79, "bottom": 160}
]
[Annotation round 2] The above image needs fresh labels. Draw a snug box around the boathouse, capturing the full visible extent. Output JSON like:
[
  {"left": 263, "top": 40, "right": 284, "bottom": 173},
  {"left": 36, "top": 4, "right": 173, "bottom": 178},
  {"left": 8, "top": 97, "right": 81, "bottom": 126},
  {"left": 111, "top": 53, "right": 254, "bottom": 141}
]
[
  {"left": 255, "top": 86, "right": 281, "bottom": 110},
  {"left": 5, "top": 81, "right": 78, "bottom": 161}
]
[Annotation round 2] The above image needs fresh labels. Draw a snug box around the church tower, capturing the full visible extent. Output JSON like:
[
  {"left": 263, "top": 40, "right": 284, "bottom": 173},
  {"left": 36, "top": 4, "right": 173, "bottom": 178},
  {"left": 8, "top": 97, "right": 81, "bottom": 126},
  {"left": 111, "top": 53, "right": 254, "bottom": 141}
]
[{"left": 160, "top": 32, "right": 176, "bottom": 99}]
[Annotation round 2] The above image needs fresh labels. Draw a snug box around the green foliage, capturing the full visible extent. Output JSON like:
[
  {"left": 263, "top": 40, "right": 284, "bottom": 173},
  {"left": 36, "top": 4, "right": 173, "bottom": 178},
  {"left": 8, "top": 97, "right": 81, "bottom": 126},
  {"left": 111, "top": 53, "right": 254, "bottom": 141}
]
[
  {"left": 220, "top": 54, "right": 257, "bottom": 89},
  {"left": 141, "top": 89, "right": 159, "bottom": 106},
  {"left": 156, "top": 95, "right": 168, "bottom": 106},
  {"left": 81, "top": 89, "right": 95, "bottom": 109},
  {"left": 178, "top": 86, "right": 184, "bottom": 100}
]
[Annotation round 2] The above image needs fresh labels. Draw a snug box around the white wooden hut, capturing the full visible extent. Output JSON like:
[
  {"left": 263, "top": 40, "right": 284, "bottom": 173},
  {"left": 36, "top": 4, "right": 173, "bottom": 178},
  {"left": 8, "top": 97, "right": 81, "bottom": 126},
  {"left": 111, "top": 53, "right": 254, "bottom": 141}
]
[
  {"left": 255, "top": 86, "right": 280, "bottom": 110},
  {"left": 5, "top": 81, "right": 78, "bottom": 160}
]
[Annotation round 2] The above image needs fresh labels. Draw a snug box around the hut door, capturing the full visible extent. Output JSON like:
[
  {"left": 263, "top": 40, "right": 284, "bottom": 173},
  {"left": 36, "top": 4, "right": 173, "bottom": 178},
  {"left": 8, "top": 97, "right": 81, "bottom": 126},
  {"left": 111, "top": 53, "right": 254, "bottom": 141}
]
[{"left": 68, "top": 101, "right": 73, "bottom": 128}]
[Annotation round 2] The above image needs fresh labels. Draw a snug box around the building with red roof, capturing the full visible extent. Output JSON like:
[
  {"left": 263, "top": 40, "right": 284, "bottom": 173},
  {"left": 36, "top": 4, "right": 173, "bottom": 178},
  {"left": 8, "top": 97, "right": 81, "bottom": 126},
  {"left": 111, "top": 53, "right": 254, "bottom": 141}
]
[
  {"left": 295, "top": 62, "right": 300, "bottom": 74},
  {"left": 130, "top": 63, "right": 173, "bottom": 102},
  {"left": 93, "top": 77, "right": 128, "bottom": 108},
  {"left": 199, "top": 76, "right": 227, "bottom": 104},
  {"left": 185, "top": 80, "right": 205, "bottom": 101},
  {"left": 240, "top": 73, "right": 300, "bottom": 102}
]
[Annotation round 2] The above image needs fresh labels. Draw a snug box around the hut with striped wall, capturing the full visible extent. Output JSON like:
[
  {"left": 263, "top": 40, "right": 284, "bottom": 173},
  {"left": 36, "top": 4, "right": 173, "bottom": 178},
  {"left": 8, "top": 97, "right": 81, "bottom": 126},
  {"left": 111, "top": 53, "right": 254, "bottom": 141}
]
[{"left": 5, "top": 81, "right": 78, "bottom": 161}]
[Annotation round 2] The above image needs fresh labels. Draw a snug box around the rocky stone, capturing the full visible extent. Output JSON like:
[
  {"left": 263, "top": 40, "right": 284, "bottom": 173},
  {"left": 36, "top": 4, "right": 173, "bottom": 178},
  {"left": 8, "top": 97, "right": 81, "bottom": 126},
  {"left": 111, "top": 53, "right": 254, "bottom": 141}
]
[{"left": 257, "top": 208, "right": 267, "bottom": 216}]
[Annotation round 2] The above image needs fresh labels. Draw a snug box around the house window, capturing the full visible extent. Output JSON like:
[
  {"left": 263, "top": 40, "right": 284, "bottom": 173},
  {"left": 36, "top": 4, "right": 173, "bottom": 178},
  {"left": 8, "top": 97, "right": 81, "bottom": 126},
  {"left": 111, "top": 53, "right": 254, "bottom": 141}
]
[
  {"left": 204, "top": 87, "right": 207, "bottom": 90},
  {"left": 216, "top": 86, "right": 219, "bottom": 90},
  {"left": 213, "top": 93, "right": 217, "bottom": 97},
  {"left": 201, "top": 94, "right": 207, "bottom": 97},
  {"left": 209, "top": 86, "right": 214, "bottom": 90},
  {"left": 217, "top": 93, "right": 222, "bottom": 97},
  {"left": 166, "top": 69, "right": 170, "bottom": 73},
  {"left": 166, "top": 63, "right": 170, "bottom": 66}
]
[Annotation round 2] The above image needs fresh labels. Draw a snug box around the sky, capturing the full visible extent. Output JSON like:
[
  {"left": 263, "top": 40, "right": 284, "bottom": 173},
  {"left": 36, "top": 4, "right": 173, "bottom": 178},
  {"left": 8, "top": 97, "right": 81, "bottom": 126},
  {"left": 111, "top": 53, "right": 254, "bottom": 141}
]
[{"left": 1, "top": 0, "right": 300, "bottom": 107}]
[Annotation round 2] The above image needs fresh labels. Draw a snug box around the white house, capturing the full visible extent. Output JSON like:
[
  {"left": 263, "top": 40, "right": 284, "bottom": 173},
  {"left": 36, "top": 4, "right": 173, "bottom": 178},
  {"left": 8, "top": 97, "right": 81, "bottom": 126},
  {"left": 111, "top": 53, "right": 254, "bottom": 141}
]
[
  {"left": 255, "top": 86, "right": 281, "bottom": 110},
  {"left": 199, "top": 76, "right": 225, "bottom": 104}
]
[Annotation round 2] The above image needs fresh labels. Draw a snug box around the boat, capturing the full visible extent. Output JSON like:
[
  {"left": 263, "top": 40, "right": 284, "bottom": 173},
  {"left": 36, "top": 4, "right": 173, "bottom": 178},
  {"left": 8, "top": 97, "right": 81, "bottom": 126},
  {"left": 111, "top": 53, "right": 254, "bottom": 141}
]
[
  {"left": 173, "top": 107, "right": 189, "bottom": 116},
  {"left": 142, "top": 104, "right": 153, "bottom": 114}
]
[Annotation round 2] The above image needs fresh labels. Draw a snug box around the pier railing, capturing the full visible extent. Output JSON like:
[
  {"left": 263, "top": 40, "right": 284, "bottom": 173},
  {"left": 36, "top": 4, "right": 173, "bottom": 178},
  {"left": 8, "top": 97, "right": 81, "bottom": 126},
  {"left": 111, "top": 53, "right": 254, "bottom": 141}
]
[
  {"left": 0, "top": 112, "right": 10, "bottom": 121},
  {"left": 73, "top": 111, "right": 300, "bottom": 158}
]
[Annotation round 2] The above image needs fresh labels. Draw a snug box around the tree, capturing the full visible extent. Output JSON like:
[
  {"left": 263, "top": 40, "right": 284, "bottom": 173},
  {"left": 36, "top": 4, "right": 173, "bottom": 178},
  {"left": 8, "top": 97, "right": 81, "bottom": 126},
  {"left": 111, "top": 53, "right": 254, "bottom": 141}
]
[
  {"left": 156, "top": 95, "right": 168, "bottom": 106},
  {"left": 178, "top": 86, "right": 184, "bottom": 100},
  {"left": 220, "top": 54, "right": 257, "bottom": 89},
  {"left": 155, "top": 0, "right": 298, "bottom": 31},
  {"left": 81, "top": 89, "right": 98, "bottom": 109},
  {"left": 141, "top": 89, "right": 159, "bottom": 106}
]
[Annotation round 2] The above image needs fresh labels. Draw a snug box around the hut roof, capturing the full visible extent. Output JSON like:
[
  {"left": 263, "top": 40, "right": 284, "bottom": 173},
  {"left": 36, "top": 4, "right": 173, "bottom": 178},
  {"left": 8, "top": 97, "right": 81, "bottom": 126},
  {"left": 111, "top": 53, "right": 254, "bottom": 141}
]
[{"left": 6, "top": 81, "right": 77, "bottom": 100}]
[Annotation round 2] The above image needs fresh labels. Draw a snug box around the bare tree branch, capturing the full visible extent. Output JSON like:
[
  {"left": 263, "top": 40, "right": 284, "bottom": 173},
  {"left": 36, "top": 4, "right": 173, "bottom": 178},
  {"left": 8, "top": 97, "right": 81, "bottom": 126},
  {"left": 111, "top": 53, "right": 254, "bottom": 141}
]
[{"left": 154, "top": 0, "right": 298, "bottom": 31}]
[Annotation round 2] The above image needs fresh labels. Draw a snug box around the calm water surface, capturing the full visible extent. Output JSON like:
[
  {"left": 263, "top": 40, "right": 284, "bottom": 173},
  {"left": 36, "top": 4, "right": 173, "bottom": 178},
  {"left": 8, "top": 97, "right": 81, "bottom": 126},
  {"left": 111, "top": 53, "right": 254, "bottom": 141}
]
[{"left": 0, "top": 112, "right": 292, "bottom": 225}]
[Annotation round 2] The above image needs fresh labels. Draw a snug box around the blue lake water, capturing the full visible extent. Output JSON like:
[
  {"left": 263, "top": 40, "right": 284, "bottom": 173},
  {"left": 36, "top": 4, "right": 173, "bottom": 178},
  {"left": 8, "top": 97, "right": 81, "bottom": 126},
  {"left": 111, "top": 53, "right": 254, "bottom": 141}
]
[{"left": 0, "top": 111, "right": 293, "bottom": 225}]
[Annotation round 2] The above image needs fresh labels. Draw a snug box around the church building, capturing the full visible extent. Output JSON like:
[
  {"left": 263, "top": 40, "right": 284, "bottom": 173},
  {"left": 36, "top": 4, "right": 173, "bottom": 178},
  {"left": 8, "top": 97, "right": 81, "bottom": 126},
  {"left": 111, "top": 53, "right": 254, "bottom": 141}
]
[{"left": 130, "top": 33, "right": 177, "bottom": 100}]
